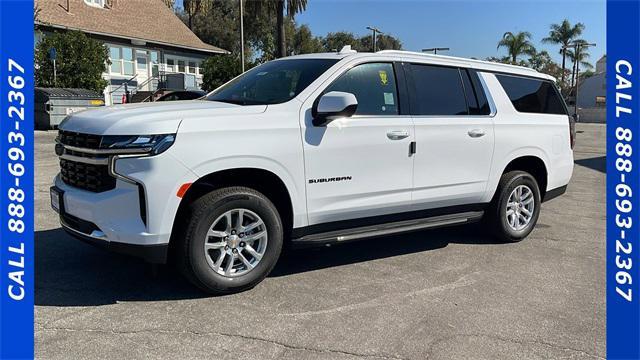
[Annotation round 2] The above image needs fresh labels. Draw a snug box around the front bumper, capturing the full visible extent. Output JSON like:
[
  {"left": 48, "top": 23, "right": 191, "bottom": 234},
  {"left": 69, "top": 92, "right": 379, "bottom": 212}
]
[
  {"left": 52, "top": 180, "right": 171, "bottom": 263},
  {"left": 60, "top": 210, "right": 169, "bottom": 264},
  {"left": 51, "top": 150, "right": 198, "bottom": 263}
]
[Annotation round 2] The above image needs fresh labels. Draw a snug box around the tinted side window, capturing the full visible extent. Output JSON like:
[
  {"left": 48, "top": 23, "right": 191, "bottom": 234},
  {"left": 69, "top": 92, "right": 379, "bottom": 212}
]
[
  {"left": 496, "top": 74, "right": 567, "bottom": 115},
  {"left": 410, "top": 64, "right": 468, "bottom": 116},
  {"left": 325, "top": 63, "right": 399, "bottom": 115},
  {"left": 466, "top": 69, "right": 491, "bottom": 115}
]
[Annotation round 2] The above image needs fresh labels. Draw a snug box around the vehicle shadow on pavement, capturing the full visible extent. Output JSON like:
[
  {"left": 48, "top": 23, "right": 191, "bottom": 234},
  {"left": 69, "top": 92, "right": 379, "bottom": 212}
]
[
  {"left": 35, "top": 225, "right": 502, "bottom": 307},
  {"left": 272, "top": 225, "right": 502, "bottom": 277},
  {"left": 574, "top": 156, "right": 606, "bottom": 173}
]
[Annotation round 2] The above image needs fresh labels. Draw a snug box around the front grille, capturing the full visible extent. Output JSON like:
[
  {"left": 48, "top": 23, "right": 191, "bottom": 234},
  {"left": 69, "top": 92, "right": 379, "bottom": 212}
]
[
  {"left": 58, "top": 130, "right": 102, "bottom": 149},
  {"left": 60, "top": 158, "right": 116, "bottom": 192},
  {"left": 57, "top": 130, "right": 117, "bottom": 193}
]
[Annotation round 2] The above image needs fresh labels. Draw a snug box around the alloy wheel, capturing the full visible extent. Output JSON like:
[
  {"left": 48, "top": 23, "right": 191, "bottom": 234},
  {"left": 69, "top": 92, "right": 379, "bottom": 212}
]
[
  {"left": 203, "top": 208, "right": 268, "bottom": 277},
  {"left": 505, "top": 185, "right": 535, "bottom": 231}
]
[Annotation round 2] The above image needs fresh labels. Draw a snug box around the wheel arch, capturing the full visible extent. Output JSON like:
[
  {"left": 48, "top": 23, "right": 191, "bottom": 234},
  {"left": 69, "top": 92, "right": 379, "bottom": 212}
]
[
  {"left": 500, "top": 155, "right": 549, "bottom": 199},
  {"left": 168, "top": 167, "right": 297, "bottom": 261}
]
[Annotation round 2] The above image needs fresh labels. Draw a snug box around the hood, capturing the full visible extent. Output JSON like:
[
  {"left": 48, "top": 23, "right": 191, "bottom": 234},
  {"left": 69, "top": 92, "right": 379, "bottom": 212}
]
[{"left": 58, "top": 100, "right": 267, "bottom": 135}]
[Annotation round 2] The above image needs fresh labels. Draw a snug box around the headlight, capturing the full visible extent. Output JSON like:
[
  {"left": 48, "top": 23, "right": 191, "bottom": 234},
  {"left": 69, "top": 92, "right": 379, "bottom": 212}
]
[{"left": 101, "top": 134, "right": 176, "bottom": 155}]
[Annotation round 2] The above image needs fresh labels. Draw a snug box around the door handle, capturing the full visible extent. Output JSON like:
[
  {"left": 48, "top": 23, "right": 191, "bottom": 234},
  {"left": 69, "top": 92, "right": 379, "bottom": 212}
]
[
  {"left": 467, "top": 129, "right": 486, "bottom": 138},
  {"left": 387, "top": 130, "right": 410, "bottom": 140}
]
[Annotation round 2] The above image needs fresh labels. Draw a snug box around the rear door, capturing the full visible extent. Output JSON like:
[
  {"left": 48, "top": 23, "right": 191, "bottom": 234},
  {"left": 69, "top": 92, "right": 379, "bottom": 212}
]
[
  {"left": 301, "top": 62, "right": 415, "bottom": 225},
  {"left": 408, "top": 64, "right": 495, "bottom": 208}
]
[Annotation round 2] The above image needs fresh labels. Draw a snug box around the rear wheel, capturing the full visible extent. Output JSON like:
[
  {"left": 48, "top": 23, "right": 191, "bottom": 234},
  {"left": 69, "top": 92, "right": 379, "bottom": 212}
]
[
  {"left": 178, "top": 186, "right": 283, "bottom": 294},
  {"left": 486, "top": 171, "right": 541, "bottom": 242}
]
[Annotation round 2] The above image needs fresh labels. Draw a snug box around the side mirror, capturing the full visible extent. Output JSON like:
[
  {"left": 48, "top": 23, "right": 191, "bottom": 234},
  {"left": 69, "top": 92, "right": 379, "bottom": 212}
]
[{"left": 312, "top": 91, "right": 358, "bottom": 126}]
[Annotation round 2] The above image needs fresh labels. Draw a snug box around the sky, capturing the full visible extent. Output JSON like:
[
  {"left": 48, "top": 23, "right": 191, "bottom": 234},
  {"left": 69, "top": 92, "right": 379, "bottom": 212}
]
[
  {"left": 296, "top": 0, "right": 606, "bottom": 65},
  {"left": 177, "top": 0, "right": 606, "bottom": 66}
]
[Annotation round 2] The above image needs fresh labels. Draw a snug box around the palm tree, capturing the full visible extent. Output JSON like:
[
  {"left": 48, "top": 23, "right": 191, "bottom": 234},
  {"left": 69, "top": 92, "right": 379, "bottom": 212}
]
[
  {"left": 497, "top": 32, "right": 536, "bottom": 64},
  {"left": 246, "top": 0, "right": 307, "bottom": 58},
  {"left": 276, "top": 0, "right": 307, "bottom": 58},
  {"left": 567, "top": 40, "right": 593, "bottom": 88},
  {"left": 542, "top": 20, "right": 585, "bottom": 84}
]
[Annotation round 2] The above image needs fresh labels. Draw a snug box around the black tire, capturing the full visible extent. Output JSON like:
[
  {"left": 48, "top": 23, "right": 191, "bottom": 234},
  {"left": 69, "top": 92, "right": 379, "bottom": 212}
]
[
  {"left": 486, "top": 170, "right": 541, "bottom": 242},
  {"left": 178, "top": 186, "right": 283, "bottom": 294}
]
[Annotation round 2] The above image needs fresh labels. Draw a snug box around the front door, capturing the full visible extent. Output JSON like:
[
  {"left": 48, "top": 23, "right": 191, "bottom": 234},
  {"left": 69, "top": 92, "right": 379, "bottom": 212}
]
[
  {"left": 301, "top": 62, "right": 415, "bottom": 225},
  {"left": 135, "top": 50, "right": 150, "bottom": 90}
]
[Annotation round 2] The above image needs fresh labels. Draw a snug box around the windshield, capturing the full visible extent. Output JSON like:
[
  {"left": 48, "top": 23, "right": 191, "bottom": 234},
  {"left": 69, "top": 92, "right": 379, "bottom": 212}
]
[{"left": 206, "top": 58, "right": 339, "bottom": 105}]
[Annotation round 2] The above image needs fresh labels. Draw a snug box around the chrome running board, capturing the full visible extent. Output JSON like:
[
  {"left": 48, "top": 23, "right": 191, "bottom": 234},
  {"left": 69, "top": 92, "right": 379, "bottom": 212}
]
[{"left": 292, "top": 211, "right": 484, "bottom": 246}]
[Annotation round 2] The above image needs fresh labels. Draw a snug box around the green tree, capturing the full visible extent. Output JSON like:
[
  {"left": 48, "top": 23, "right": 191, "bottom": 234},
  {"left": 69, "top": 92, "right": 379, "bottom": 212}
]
[
  {"left": 358, "top": 33, "right": 402, "bottom": 52},
  {"left": 527, "top": 49, "right": 565, "bottom": 88},
  {"left": 183, "top": 0, "right": 213, "bottom": 29},
  {"left": 527, "top": 50, "right": 553, "bottom": 71},
  {"left": 289, "top": 24, "right": 323, "bottom": 55},
  {"left": 497, "top": 31, "right": 536, "bottom": 64},
  {"left": 542, "top": 19, "right": 585, "bottom": 84},
  {"left": 35, "top": 30, "right": 109, "bottom": 93},
  {"left": 186, "top": 0, "right": 277, "bottom": 61},
  {"left": 322, "top": 31, "right": 360, "bottom": 52},
  {"left": 277, "top": 0, "right": 307, "bottom": 58},
  {"left": 485, "top": 56, "right": 512, "bottom": 64},
  {"left": 245, "top": 0, "right": 308, "bottom": 58},
  {"left": 200, "top": 55, "right": 243, "bottom": 91}
]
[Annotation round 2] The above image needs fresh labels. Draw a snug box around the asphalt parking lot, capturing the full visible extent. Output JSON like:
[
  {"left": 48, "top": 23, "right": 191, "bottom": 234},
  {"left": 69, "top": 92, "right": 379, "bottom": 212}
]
[{"left": 35, "top": 123, "right": 605, "bottom": 360}]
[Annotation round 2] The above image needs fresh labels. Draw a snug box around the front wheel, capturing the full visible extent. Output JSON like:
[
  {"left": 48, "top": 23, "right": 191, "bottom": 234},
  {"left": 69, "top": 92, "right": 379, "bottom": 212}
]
[
  {"left": 486, "top": 171, "right": 541, "bottom": 242},
  {"left": 178, "top": 186, "right": 283, "bottom": 294}
]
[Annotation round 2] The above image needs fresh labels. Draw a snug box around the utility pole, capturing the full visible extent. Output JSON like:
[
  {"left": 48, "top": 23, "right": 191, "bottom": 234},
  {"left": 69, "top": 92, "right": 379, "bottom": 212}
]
[
  {"left": 366, "top": 26, "right": 382, "bottom": 52},
  {"left": 422, "top": 47, "right": 450, "bottom": 55},
  {"left": 561, "top": 47, "right": 566, "bottom": 85},
  {"left": 239, "top": 0, "right": 245, "bottom": 72},
  {"left": 562, "top": 42, "right": 596, "bottom": 118}
]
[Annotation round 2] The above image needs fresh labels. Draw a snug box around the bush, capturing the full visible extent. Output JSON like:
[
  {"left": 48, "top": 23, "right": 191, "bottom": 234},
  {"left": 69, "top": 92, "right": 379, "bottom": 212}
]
[
  {"left": 200, "top": 55, "right": 246, "bottom": 92},
  {"left": 35, "top": 30, "right": 109, "bottom": 93}
]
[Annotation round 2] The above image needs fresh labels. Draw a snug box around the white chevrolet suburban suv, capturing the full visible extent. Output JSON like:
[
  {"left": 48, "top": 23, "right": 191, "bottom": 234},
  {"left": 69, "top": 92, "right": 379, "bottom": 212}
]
[{"left": 51, "top": 48, "right": 574, "bottom": 294}]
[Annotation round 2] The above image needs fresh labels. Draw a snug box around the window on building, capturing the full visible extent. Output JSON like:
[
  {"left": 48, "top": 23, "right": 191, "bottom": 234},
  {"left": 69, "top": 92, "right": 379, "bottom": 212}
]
[
  {"left": 324, "top": 63, "right": 399, "bottom": 116},
  {"left": 496, "top": 74, "right": 568, "bottom": 115},
  {"left": 150, "top": 51, "right": 159, "bottom": 77},
  {"left": 596, "top": 96, "right": 606, "bottom": 107},
  {"left": 178, "top": 60, "right": 186, "bottom": 73},
  {"left": 166, "top": 59, "right": 175, "bottom": 72},
  {"left": 188, "top": 61, "right": 197, "bottom": 74},
  {"left": 122, "top": 47, "right": 134, "bottom": 76},
  {"left": 410, "top": 64, "right": 467, "bottom": 116},
  {"left": 108, "top": 46, "right": 136, "bottom": 76},
  {"left": 109, "top": 47, "right": 122, "bottom": 74},
  {"left": 136, "top": 50, "right": 148, "bottom": 71}
]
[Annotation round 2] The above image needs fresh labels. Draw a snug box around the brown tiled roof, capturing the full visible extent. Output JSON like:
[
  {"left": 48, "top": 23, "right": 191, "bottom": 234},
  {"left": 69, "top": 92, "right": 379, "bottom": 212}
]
[{"left": 36, "top": 0, "right": 227, "bottom": 54}]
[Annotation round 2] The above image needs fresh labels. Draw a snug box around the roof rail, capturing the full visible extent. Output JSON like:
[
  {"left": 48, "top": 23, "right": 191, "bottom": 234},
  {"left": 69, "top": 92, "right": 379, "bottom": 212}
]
[{"left": 376, "top": 49, "right": 540, "bottom": 74}]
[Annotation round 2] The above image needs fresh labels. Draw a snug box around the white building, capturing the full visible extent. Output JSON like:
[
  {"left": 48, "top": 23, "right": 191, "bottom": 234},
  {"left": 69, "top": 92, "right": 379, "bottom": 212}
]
[
  {"left": 36, "top": 0, "right": 227, "bottom": 105},
  {"left": 577, "top": 55, "right": 606, "bottom": 109}
]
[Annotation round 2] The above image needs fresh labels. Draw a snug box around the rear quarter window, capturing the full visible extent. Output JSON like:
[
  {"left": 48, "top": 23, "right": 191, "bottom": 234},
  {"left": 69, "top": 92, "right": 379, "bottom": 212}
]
[{"left": 496, "top": 74, "right": 567, "bottom": 115}]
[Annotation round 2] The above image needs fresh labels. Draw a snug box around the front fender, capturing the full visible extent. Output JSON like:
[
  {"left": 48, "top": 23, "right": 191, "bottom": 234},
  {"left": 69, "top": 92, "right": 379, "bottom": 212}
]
[{"left": 188, "top": 156, "right": 307, "bottom": 228}]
